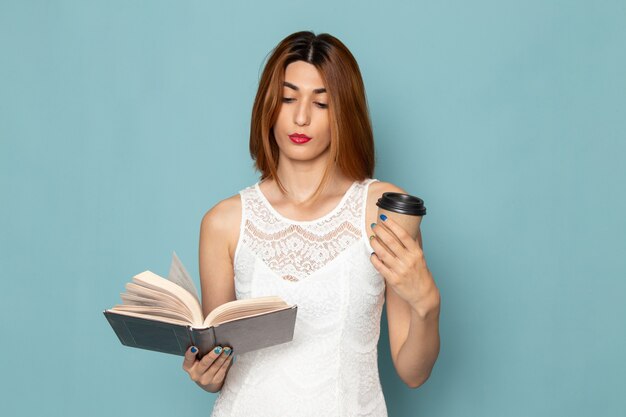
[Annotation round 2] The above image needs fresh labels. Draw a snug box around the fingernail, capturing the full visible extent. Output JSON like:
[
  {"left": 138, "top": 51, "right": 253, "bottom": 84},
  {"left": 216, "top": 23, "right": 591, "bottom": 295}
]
[
  {"left": 370, "top": 223, "right": 376, "bottom": 229},
  {"left": 380, "top": 214, "right": 387, "bottom": 221},
  {"left": 214, "top": 346, "right": 223, "bottom": 354},
  {"left": 369, "top": 235, "right": 375, "bottom": 240},
  {"left": 223, "top": 347, "right": 232, "bottom": 355},
  {"left": 191, "top": 346, "right": 198, "bottom": 353},
  {"left": 233, "top": 355, "right": 237, "bottom": 363},
  {"left": 371, "top": 252, "right": 376, "bottom": 256}
]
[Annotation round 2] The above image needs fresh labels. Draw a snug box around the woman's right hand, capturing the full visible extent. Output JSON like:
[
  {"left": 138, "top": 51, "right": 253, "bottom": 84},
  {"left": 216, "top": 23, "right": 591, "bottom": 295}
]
[{"left": 182, "top": 345, "right": 235, "bottom": 393}]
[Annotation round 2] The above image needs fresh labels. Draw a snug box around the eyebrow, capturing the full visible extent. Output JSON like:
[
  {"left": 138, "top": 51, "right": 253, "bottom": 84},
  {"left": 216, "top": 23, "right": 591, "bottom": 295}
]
[{"left": 283, "top": 81, "right": 327, "bottom": 94}]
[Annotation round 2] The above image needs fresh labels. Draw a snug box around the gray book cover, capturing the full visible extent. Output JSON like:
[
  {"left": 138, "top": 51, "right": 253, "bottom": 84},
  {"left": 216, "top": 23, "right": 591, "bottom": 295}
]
[
  {"left": 104, "top": 252, "right": 298, "bottom": 358},
  {"left": 104, "top": 306, "right": 297, "bottom": 358}
]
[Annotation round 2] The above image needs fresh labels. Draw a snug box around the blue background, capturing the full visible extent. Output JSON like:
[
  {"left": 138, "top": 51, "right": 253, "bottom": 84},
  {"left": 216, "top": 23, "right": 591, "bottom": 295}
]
[{"left": 1, "top": 1, "right": 625, "bottom": 416}]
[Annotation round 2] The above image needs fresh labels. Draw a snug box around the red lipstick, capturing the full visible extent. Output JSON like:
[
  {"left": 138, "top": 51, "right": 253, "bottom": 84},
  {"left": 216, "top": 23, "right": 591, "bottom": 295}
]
[{"left": 288, "top": 133, "right": 312, "bottom": 144}]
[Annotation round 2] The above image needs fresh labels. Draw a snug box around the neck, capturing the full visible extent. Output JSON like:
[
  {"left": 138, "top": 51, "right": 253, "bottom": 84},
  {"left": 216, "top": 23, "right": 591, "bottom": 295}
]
[{"left": 273, "top": 153, "right": 351, "bottom": 204}]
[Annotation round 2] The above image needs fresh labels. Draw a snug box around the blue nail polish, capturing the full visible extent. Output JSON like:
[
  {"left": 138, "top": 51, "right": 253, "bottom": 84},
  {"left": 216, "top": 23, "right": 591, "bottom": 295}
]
[
  {"left": 214, "top": 346, "right": 223, "bottom": 354},
  {"left": 191, "top": 346, "right": 197, "bottom": 353},
  {"left": 380, "top": 214, "right": 387, "bottom": 221},
  {"left": 370, "top": 223, "right": 376, "bottom": 229},
  {"left": 224, "top": 347, "right": 232, "bottom": 355}
]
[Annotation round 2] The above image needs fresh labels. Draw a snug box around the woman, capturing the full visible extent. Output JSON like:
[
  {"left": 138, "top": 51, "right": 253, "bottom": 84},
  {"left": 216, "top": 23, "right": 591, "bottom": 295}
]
[{"left": 182, "top": 31, "right": 441, "bottom": 416}]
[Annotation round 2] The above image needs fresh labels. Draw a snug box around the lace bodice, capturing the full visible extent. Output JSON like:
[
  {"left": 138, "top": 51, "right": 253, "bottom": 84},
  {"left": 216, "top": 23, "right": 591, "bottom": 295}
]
[
  {"left": 210, "top": 178, "right": 388, "bottom": 417},
  {"left": 242, "top": 181, "right": 363, "bottom": 282}
]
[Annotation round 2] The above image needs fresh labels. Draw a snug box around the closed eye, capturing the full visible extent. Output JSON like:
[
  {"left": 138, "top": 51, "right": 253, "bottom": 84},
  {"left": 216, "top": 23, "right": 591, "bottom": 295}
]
[{"left": 281, "top": 97, "right": 328, "bottom": 109}]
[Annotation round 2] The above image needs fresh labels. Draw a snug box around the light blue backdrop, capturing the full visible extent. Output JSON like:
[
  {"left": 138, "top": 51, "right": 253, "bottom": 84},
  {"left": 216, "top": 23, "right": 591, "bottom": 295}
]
[{"left": 1, "top": 1, "right": 624, "bottom": 416}]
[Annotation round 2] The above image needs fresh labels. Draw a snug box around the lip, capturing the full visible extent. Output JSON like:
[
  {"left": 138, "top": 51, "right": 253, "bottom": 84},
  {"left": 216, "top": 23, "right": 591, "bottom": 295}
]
[{"left": 288, "top": 133, "right": 312, "bottom": 144}]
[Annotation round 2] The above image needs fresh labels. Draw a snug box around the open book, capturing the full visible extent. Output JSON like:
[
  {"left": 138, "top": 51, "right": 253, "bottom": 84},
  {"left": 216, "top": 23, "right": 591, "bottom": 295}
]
[{"left": 104, "top": 252, "right": 297, "bottom": 358}]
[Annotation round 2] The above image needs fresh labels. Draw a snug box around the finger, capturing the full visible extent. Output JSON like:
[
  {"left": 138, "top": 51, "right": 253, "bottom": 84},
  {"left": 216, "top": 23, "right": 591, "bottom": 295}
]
[
  {"left": 369, "top": 232, "right": 394, "bottom": 257},
  {"left": 195, "top": 345, "right": 223, "bottom": 375},
  {"left": 212, "top": 348, "right": 235, "bottom": 384},
  {"left": 202, "top": 346, "right": 233, "bottom": 384},
  {"left": 416, "top": 228, "right": 423, "bottom": 250},
  {"left": 182, "top": 346, "right": 199, "bottom": 372},
  {"left": 378, "top": 214, "right": 420, "bottom": 252},
  {"left": 370, "top": 251, "right": 396, "bottom": 281},
  {"left": 370, "top": 234, "right": 399, "bottom": 268},
  {"left": 371, "top": 221, "right": 408, "bottom": 258}
]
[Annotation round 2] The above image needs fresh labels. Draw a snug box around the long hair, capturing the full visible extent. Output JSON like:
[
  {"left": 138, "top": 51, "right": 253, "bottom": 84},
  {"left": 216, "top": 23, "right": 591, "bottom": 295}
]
[{"left": 249, "top": 31, "right": 375, "bottom": 203}]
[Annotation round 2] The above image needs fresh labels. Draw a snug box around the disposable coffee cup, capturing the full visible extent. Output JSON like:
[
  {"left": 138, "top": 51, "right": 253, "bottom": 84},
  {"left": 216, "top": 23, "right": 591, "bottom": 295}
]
[{"left": 376, "top": 193, "right": 426, "bottom": 240}]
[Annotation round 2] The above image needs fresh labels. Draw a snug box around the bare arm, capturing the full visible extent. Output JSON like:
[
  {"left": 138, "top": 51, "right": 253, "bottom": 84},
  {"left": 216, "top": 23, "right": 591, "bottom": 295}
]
[
  {"left": 384, "top": 247, "right": 440, "bottom": 388},
  {"left": 182, "top": 194, "right": 241, "bottom": 393},
  {"left": 367, "top": 181, "right": 441, "bottom": 388},
  {"left": 198, "top": 195, "right": 241, "bottom": 316}
]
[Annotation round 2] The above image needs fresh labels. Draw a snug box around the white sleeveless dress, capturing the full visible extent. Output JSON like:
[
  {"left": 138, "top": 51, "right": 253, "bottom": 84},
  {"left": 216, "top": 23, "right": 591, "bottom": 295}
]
[{"left": 210, "top": 178, "right": 388, "bottom": 417}]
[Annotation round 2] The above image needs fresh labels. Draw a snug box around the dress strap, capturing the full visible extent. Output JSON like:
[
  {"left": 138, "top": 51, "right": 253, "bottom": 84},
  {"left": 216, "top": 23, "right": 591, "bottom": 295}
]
[
  {"left": 358, "top": 178, "right": 379, "bottom": 217},
  {"left": 359, "top": 178, "right": 379, "bottom": 253}
]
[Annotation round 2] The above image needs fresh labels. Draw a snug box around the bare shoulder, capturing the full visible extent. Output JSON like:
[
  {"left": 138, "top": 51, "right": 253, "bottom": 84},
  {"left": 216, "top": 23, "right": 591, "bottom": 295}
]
[
  {"left": 368, "top": 180, "right": 407, "bottom": 197},
  {"left": 200, "top": 193, "right": 242, "bottom": 258},
  {"left": 202, "top": 193, "right": 240, "bottom": 222},
  {"left": 365, "top": 180, "right": 407, "bottom": 225}
]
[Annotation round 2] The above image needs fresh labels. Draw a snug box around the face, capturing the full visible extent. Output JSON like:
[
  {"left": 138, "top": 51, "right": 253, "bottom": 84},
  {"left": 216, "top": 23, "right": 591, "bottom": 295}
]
[{"left": 272, "top": 60, "right": 331, "bottom": 164}]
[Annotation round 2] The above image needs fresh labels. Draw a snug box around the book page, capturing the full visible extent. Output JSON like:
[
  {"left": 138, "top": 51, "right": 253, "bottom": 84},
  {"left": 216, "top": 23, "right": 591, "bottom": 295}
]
[
  {"left": 203, "top": 296, "right": 291, "bottom": 327},
  {"left": 167, "top": 251, "right": 200, "bottom": 302},
  {"left": 120, "top": 293, "right": 193, "bottom": 320},
  {"left": 133, "top": 271, "right": 204, "bottom": 327},
  {"left": 125, "top": 282, "right": 193, "bottom": 317},
  {"left": 110, "top": 304, "right": 192, "bottom": 323}
]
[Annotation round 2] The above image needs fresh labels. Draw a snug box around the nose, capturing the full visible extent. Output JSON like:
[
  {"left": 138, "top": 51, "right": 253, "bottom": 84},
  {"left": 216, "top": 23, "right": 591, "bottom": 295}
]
[{"left": 294, "top": 101, "right": 310, "bottom": 126}]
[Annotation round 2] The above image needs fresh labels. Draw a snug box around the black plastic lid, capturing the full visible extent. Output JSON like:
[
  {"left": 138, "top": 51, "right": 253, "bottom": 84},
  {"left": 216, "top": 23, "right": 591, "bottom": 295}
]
[{"left": 376, "top": 192, "right": 426, "bottom": 216}]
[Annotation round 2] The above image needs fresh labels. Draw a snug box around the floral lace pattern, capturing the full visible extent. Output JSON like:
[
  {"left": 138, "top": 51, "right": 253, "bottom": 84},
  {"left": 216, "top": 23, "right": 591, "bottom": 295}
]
[{"left": 241, "top": 181, "right": 362, "bottom": 281}]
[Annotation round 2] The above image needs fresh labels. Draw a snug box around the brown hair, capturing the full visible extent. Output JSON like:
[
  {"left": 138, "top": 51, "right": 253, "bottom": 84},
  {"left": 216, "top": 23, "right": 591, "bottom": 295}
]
[{"left": 249, "top": 31, "right": 375, "bottom": 203}]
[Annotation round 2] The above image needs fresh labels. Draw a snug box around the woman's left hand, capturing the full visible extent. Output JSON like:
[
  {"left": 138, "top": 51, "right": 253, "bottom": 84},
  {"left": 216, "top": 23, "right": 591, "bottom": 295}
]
[{"left": 369, "top": 215, "right": 438, "bottom": 312}]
